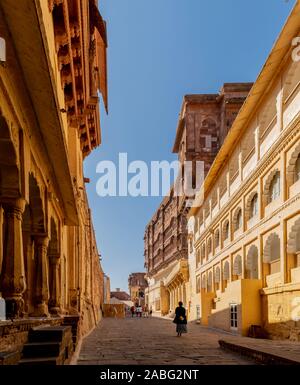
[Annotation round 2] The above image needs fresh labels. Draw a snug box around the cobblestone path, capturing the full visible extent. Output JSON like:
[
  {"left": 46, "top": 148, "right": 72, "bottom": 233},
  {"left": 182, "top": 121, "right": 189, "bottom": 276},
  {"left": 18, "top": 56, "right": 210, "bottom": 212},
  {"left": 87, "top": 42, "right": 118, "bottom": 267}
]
[{"left": 77, "top": 317, "right": 253, "bottom": 365}]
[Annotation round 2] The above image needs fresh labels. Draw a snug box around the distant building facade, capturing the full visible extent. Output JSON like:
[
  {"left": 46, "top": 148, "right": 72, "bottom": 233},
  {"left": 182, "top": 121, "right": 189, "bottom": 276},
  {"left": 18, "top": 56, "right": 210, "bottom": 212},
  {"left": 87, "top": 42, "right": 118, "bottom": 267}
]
[
  {"left": 128, "top": 272, "right": 148, "bottom": 306},
  {"left": 110, "top": 289, "right": 131, "bottom": 302},
  {"left": 187, "top": 3, "right": 300, "bottom": 341},
  {"left": 145, "top": 84, "right": 252, "bottom": 317}
]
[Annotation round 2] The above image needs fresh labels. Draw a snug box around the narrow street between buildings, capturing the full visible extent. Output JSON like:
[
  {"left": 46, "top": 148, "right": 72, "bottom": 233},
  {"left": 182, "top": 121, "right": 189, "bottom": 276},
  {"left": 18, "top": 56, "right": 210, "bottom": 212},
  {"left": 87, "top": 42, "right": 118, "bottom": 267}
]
[{"left": 77, "top": 317, "right": 253, "bottom": 365}]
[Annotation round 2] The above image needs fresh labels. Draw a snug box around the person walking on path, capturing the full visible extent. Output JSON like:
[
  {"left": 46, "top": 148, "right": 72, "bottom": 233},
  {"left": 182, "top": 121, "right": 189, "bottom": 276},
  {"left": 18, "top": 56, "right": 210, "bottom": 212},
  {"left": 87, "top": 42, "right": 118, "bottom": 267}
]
[
  {"left": 144, "top": 304, "right": 149, "bottom": 317},
  {"left": 136, "top": 306, "right": 142, "bottom": 317},
  {"left": 130, "top": 305, "right": 135, "bottom": 318},
  {"left": 173, "top": 302, "right": 187, "bottom": 337}
]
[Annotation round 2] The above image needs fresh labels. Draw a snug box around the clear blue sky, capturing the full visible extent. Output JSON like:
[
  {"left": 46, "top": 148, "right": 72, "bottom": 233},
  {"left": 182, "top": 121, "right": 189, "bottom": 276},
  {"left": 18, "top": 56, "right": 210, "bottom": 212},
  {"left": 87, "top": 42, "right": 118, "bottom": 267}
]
[{"left": 84, "top": 0, "right": 295, "bottom": 292}]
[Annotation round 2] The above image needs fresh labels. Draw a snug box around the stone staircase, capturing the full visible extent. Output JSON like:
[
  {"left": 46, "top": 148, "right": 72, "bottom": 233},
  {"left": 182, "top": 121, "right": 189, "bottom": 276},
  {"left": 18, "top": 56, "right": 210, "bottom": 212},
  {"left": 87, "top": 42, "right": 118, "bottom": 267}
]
[
  {"left": 19, "top": 325, "right": 73, "bottom": 365},
  {"left": 62, "top": 315, "right": 80, "bottom": 348}
]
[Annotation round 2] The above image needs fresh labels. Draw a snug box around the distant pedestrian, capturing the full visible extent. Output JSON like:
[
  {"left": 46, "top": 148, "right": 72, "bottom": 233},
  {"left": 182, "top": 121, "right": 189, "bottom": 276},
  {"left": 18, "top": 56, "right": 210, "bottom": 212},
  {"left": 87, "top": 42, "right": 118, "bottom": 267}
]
[
  {"left": 149, "top": 308, "right": 152, "bottom": 317},
  {"left": 144, "top": 305, "right": 149, "bottom": 317},
  {"left": 130, "top": 306, "right": 135, "bottom": 317},
  {"left": 136, "top": 306, "right": 142, "bottom": 317},
  {"left": 173, "top": 302, "right": 187, "bottom": 337}
]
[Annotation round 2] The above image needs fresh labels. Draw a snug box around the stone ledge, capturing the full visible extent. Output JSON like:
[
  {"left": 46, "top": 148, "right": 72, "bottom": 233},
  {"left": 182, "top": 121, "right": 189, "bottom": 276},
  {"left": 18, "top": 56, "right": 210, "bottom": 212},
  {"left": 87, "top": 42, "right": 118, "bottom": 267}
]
[
  {"left": 0, "top": 318, "right": 62, "bottom": 337},
  {"left": 219, "top": 339, "right": 300, "bottom": 365},
  {"left": 260, "top": 282, "right": 300, "bottom": 295},
  {"left": 0, "top": 351, "right": 21, "bottom": 365}
]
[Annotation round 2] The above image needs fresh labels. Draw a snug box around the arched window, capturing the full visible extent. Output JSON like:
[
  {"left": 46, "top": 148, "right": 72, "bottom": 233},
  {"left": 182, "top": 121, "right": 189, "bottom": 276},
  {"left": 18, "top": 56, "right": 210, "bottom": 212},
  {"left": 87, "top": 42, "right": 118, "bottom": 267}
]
[
  {"left": 207, "top": 271, "right": 213, "bottom": 292},
  {"left": 207, "top": 238, "right": 212, "bottom": 255},
  {"left": 215, "top": 229, "right": 220, "bottom": 248},
  {"left": 201, "top": 243, "right": 206, "bottom": 261},
  {"left": 263, "top": 233, "right": 281, "bottom": 275},
  {"left": 224, "top": 221, "right": 230, "bottom": 240},
  {"left": 246, "top": 246, "right": 259, "bottom": 279},
  {"left": 269, "top": 172, "right": 280, "bottom": 202},
  {"left": 214, "top": 266, "right": 221, "bottom": 290},
  {"left": 196, "top": 276, "right": 201, "bottom": 293},
  {"left": 287, "top": 218, "right": 300, "bottom": 272},
  {"left": 295, "top": 155, "right": 300, "bottom": 183},
  {"left": 196, "top": 249, "right": 201, "bottom": 266},
  {"left": 234, "top": 209, "right": 242, "bottom": 231},
  {"left": 201, "top": 274, "right": 207, "bottom": 291},
  {"left": 223, "top": 261, "right": 230, "bottom": 290},
  {"left": 233, "top": 255, "right": 242, "bottom": 277},
  {"left": 214, "top": 267, "right": 221, "bottom": 283},
  {"left": 250, "top": 194, "right": 258, "bottom": 218}
]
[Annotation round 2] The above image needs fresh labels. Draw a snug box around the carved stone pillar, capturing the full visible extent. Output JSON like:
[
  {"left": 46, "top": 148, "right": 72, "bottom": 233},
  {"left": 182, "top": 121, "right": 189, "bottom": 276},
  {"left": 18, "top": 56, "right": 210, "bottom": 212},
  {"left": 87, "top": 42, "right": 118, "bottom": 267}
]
[
  {"left": 0, "top": 199, "right": 26, "bottom": 318},
  {"left": 32, "top": 236, "right": 50, "bottom": 317},
  {"left": 49, "top": 253, "right": 61, "bottom": 315}
]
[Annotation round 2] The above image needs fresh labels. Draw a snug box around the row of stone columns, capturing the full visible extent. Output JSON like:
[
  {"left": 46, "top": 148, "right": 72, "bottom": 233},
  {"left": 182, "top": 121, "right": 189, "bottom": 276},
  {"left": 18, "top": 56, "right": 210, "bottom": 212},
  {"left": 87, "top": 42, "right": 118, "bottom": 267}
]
[
  {"left": 168, "top": 280, "right": 186, "bottom": 312},
  {"left": 0, "top": 199, "right": 61, "bottom": 318}
]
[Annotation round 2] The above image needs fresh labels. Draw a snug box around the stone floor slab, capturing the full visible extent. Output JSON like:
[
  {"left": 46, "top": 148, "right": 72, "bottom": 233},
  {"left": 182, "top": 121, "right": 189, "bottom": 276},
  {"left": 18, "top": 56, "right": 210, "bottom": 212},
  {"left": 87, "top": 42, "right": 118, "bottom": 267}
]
[{"left": 77, "top": 317, "right": 253, "bottom": 365}]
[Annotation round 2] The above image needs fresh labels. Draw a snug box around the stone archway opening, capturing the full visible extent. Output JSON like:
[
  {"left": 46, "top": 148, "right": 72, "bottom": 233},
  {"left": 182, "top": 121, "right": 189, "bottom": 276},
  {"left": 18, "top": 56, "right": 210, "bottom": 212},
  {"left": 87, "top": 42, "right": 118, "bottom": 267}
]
[
  {"left": 263, "top": 233, "right": 281, "bottom": 286},
  {"left": 287, "top": 218, "right": 300, "bottom": 283},
  {"left": 263, "top": 169, "right": 281, "bottom": 208},
  {"left": 246, "top": 245, "right": 259, "bottom": 279},
  {"left": 287, "top": 144, "right": 300, "bottom": 188},
  {"left": 214, "top": 266, "right": 221, "bottom": 291},
  {"left": 207, "top": 271, "right": 213, "bottom": 293},
  {"left": 245, "top": 191, "right": 259, "bottom": 222},
  {"left": 222, "top": 261, "right": 230, "bottom": 291},
  {"left": 232, "top": 255, "right": 242, "bottom": 281},
  {"left": 201, "top": 273, "right": 207, "bottom": 293}
]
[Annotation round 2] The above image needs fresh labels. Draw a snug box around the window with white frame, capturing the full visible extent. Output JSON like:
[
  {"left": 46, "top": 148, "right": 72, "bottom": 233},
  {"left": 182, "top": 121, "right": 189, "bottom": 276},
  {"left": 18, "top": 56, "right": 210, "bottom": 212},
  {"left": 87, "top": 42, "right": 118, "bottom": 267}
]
[
  {"left": 230, "top": 304, "right": 238, "bottom": 329},
  {"left": 196, "top": 305, "right": 201, "bottom": 320}
]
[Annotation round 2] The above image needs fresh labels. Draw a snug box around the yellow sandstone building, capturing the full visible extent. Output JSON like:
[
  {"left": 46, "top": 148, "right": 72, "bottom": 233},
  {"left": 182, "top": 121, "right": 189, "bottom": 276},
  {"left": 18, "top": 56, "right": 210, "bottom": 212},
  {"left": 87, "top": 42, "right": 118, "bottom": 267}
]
[
  {"left": 188, "top": 3, "right": 300, "bottom": 340},
  {"left": 0, "top": 0, "right": 108, "bottom": 358}
]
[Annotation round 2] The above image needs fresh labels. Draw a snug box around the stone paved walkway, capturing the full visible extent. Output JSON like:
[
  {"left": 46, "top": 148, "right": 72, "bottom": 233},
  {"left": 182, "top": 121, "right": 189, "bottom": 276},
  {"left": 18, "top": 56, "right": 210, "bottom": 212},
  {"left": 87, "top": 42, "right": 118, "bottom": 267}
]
[{"left": 76, "top": 317, "right": 253, "bottom": 365}]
